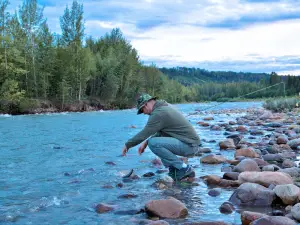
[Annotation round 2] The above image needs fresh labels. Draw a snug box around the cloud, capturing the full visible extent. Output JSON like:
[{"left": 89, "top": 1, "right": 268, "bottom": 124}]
[{"left": 6, "top": 0, "right": 300, "bottom": 74}]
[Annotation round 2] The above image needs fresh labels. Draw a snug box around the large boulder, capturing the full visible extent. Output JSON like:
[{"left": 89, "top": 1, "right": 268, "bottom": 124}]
[
  {"left": 145, "top": 197, "right": 188, "bottom": 219},
  {"left": 274, "top": 184, "right": 300, "bottom": 205},
  {"left": 250, "top": 216, "right": 297, "bottom": 225},
  {"left": 233, "top": 159, "right": 260, "bottom": 173},
  {"left": 238, "top": 171, "right": 293, "bottom": 187},
  {"left": 200, "top": 154, "right": 227, "bottom": 164},
  {"left": 229, "top": 183, "right": 275, "bottom": 206}
]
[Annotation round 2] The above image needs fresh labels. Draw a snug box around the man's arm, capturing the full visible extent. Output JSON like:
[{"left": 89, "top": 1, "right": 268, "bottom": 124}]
[{"left": 125, "top": 114, "right": 162, "bottom": 149}]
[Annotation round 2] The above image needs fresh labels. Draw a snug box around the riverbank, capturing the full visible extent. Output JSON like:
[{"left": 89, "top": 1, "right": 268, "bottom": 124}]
[{"left": 0, "top": 98, "right": 266, "bottom": 116}]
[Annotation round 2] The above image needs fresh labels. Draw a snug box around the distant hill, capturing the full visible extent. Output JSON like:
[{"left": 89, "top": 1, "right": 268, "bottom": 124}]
[{"left": 159, "top": 67, "right": 270, "bottom": 86}]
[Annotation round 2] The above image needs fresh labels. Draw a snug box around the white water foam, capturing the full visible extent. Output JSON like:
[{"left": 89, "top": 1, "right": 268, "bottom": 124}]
[{"left": 0, "top": 114, "right": 11, "bottom": 117}]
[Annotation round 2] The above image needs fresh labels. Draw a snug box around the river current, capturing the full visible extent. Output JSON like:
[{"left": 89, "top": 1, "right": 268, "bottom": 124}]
[{"left": 0, "top": 102, "right": 263, "bottom": 225}]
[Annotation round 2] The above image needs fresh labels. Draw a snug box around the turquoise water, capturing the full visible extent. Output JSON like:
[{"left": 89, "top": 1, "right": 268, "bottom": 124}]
[{"left": 0, "top": 102, "right": 262, "bottom": 225}]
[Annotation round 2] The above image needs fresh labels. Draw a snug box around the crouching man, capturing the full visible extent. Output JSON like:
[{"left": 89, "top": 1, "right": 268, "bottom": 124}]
[{"left": 122, "top": 93, "right": 200, "bottom": 181}]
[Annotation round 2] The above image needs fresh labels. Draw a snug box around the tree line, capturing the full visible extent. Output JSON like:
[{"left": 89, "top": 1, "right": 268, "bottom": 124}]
[{"left": 0, "top": 0, "right": 300, "bottom": 114}]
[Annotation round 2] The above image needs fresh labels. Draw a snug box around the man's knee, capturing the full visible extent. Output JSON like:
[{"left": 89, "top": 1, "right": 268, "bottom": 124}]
[{"left": 148, "top": 138, "right": 160, "bottom": 151}]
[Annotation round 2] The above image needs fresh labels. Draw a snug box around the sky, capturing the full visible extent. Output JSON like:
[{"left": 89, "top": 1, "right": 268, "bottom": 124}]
[{"left": 9, "top": 0, "right": 300, "bottom": 75}]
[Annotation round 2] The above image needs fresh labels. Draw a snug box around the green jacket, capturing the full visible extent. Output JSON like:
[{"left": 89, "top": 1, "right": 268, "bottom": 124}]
[{"left": 125, "top": 100, "right": 200, "bottom": 149}]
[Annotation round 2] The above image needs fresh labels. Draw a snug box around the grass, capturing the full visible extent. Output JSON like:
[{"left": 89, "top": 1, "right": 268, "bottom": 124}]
[{"left": 263, "top": 96, "right": 300, "bottom": 112}]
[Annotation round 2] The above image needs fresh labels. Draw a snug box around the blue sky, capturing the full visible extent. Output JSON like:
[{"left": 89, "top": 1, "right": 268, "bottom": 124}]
[{"left": 10, "top": 0, "right": 300, "bottom": 75}]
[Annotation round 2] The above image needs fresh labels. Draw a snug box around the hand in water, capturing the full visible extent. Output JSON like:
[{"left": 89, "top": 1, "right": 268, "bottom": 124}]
[{"left": 122, "top": 145, "right": 128, "bottom": 156}]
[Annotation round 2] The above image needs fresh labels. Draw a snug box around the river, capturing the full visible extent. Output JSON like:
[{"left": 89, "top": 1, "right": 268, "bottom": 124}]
[{"left": 0, "top": 101, "right": 263, "bottom": 225}]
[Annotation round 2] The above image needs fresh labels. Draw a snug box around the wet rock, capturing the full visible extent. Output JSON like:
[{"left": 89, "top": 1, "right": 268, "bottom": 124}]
[
  {"left": 95, "top": 203, "right": 115, "bottom": 214},
  {"left": 291, "top": 203, "right": 300, "bottom": 221},
  {"left": 200, "top": 154, "right": 227, "bottom": 164},
  {"left": 223, "top": 172, "right": 240, "bottom": 181},
  {"left": 274, "top": 184, "right": 300, "bottom": 205},
  {"left": 218, "top": 179, "right": 240, "bottom": 188},
  {"left": 229, "top": 121, "right": 236, "bottom": 125},
  {"left": 286, "top": 130, "right": 297, "bottom": 138},
  {"left": 114, "top": 209, "right": 144, "bottom": 215},
  {"left": 229, "top": 183, "right": 275, "bottom": 206},
  {"left": 116, "top": 183, "right": 123, "bottom": 188},
  {"left": 241, "top": 211, "right": 267, "bottom": 225},
  {"left": 201, "top": 175, "right": 221, "bottom": 186},
  {"left": 262, "top": 154, "right": 283, "bottom": 162},
  {"left": 221, "top": 166, "right": 232, "bottom": 172},
  {"left": 118, "top": 193, "right": 138, "bottom": 199},
  {"left": 234, "top": 148, "right": 260, "bottom": 158},
  {"left": 197, "top": 147, "right": 212, "bottom": 154},
  {"left": 233, "top": 159, "right": 260, "bottom": 173},
  {"left": 208, "top": 188, "right": 221, "bottom": 197},
  {"left": 252, "top": 158, "right": 269, "bottom": 167},
  {"left": 266, "top": 122, "right": 283, "bottom": 128},
  {"left": 183, "top": 222, "right": 230, "bottom": 225},
  {"left": 210, "top": 125, "right": 222, "bottom": 131},
  {"left": 152, "top": 158, "right": 163, "bottom": 167},
  {"left": 262, "top": 165, "right": 280, "bottom": 172},
  {"left": 219, "top": 139, "right": 236, "bottom": 150},
  {"left": 250, "top": 216, "right": 297, "bottom": 225},
  {"left": 147, "top": 220, "right": 170, "bottom": 225},
  {"left": 156, "top": 169, "right": 168, "bottom": 174},
  {"left": 250, "top": 130, "right": 264, "bottom": 135},
  {"left": 238, "top": 171, "right": 293, "bottom": 187},
  {"left": 227, "top": 134, "right": 243, "bottom": 146},
  {"left": 236, "top": 126, "right": 248, "bottom": 133},
  {"left": 219, "top": 202, "right": 234, "bottom": 214},
  {"left": 279, "top": 167, "right": 300, "bottom": 177},
  {"left": 282, "top": 159, "right": 296, "bottom": 168},
  {"left": 145, "top": 197, "right": 188, "bottom": 219},
  {"left": 153, "top": 176, "right": 174, "bottom": 190},
  {"left": 102, "top": 184, "right": 114, "bottom": 189},
  {"left": 272, "top": 210, "right": 284, "bottom": 216},
  {"left": 226, "top": 159, "right": 240, "bottom": 165},
  {"left": 105, "top": 161, "right": 116, "bottom": 166},
  {"left": 277, "top": 135, "right": 288, "bottom": 144},
  {"left": 280, "top": 151, "right": 296, "bottom": 160},
  {"left": 197, "top": 121, "right": 210, "bottom": 127},
  {"left": 143, "top": 172, "right": 155, "bottom": 177},
  {"left": 288, "top": 138, "right": 300, "bottom": 149},
  {"left": 64, "top": 172, "right": 71, "bottom": 176},
  {"left": 203, "top": 117, "right": 214, "bottom": 121}
]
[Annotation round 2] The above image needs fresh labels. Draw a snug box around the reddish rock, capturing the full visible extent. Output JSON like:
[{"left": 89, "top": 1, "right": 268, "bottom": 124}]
[
  {"left": 200, "top": 154, "right": 227, "bottom": 164},
  {"left": 236, "top": 125, "right": 248, "bottom": 133},
  {"left": 145, "top": 197, "right": 188, "bottom": 219},
  {"left": 250, "top": 216, "right": 297, "bottom": 225},
  {"left": 219, "top": 139, "right": 236, "bottom": 150},
  {"left": 241, "top": 211, "right": 266, "bottom": 225},
  {"left": 234, "top": 148, "right": 259, "bottom": 158},
  {"left": 238, "top": 171, "right": 293, "bottom": 187},
  {"left": 203, "top": 117, "right": 214, "bottom": 121},
  {"left": 95, "top": 203, "right": 115, "bottom": 214}
]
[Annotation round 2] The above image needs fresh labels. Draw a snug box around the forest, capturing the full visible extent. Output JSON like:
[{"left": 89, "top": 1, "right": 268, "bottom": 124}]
[{"left": 1, "top": 0, "right": 300, "bottom": 114}]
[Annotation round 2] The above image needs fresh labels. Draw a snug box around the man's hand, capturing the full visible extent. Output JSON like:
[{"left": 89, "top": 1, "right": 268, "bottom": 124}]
[
  {"left": 138, "top": 141, "right": 148, "bottom": 155},
  {"left": 122, "top": 145, "right": 128, "bottom": 156}
]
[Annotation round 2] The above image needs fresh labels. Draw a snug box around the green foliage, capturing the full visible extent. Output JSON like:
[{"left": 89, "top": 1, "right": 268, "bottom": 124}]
[
  {"left": 1, "top": 0, "right": 300, "bottom": 114},
  {"left": 264, "top": 97, "right": 300, "bottom": 112},
  {"left": 160, "top": 67, "right": 270, "bottom": 85}
]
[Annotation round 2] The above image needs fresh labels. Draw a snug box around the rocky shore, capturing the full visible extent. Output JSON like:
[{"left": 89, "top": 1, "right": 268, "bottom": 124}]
[{"left": 97, "top": 108, "right": 300, "bottom": 225}]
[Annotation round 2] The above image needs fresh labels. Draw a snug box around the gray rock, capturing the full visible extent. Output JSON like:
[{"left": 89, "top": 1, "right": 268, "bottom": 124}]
[{"left": 229, "top": 182, "right": 275, "bottom": 206}]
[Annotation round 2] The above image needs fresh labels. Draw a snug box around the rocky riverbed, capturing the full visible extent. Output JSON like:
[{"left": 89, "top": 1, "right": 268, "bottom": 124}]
[{"left": 96, "top": 108, "right": 300, "bottom": 225}]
